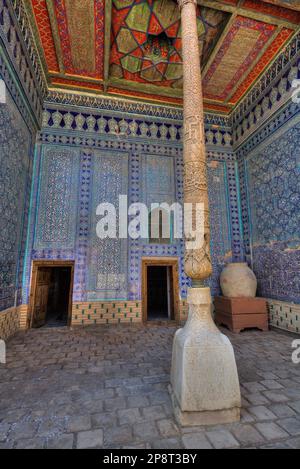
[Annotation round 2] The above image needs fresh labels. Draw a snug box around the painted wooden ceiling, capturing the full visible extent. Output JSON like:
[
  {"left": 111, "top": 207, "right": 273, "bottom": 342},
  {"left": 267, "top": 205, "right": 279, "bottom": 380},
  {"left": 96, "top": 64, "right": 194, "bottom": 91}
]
[{"left": 28, "top": 0, "right": 300, "bottom": 114}]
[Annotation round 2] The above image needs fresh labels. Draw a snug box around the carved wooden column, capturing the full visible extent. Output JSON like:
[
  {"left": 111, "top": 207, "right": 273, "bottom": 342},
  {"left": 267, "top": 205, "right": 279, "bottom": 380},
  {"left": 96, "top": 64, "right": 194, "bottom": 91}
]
[
  {"left": 169, "top": 0, "right": 241, "bottom": 427},
  {"left": 180, "top": 0, "right": 212, "bottom": 283}
]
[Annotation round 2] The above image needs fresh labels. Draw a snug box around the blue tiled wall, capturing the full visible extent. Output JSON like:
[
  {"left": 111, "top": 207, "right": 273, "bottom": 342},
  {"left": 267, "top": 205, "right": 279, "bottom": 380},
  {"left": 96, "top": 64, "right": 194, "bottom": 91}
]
[
  {"left": 22, "top": 115, "right": 238, "bottom": 304},
  {"left": 247, "top": 118, "right": 300, "bottom": 302},
  {"left": 239, "top": 109, "right": 300, "bottom": 304},
  {"left": 0, "top": 88, "right": 34, "bottom": 311}
]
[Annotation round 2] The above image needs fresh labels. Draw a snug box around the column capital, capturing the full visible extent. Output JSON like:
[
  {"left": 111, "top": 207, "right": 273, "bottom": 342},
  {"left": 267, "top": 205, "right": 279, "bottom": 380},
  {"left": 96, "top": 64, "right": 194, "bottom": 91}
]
[{"left": 177, "top": 0, "right": 197, "bottom": 10}]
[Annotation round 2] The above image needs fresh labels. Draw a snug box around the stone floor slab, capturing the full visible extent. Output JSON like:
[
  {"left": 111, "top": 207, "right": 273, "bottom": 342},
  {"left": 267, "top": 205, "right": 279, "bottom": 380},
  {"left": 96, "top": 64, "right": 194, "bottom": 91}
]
[
  {"left": 255, "top": 422, "right": 289, "bottom": 441},
  {"left": 206, "top": 429, "right": 240, "bottom": 449},
  {"left": 182, "top": 432, "right": 213, "bottom": 449},
  {"left": 277, "top": 418, "right": 300, "bottom": 436},
  {"left": 77, "top": 429, "right": 103, "bottom": 449},
  {"left": 232, "top": 424, "right": 265, "bottom": 446},
  {"left": 248, "top": 406, "right": 277, "bottom": 421}
]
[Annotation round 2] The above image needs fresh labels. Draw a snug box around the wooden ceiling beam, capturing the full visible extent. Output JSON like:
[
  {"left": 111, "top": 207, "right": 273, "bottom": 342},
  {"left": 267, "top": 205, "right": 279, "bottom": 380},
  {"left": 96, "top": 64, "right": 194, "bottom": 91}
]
[
  {"left": 197, "top": 0, "right": 299, "bottom": 29},
  {"left": 262, "top": 0, "right": 300, "bottom": 12},
  {"left": 46, "top": 0, "right": 65, "bottom": 74},
  {"left": 49, "top": 72, "right": 103, "bottom": 84},
  {"left": 104, "top": 0, "right": 113, "bottom": 93},
  {"left": 108, "top": 77, "right": 183, "bottom": 98}
]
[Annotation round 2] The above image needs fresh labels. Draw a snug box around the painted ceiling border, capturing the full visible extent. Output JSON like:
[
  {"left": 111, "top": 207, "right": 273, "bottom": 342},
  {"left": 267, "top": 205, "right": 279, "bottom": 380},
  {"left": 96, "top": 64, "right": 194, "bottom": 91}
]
[{"left": 3, "top": 0, "right": 298, "bottom": 128}]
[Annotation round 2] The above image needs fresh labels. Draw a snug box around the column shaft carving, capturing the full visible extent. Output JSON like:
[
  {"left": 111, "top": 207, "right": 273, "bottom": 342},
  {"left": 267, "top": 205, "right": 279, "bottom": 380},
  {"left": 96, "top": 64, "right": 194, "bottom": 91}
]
[{"left": 180, "top": 0, "right": 212, "bottom": 282}]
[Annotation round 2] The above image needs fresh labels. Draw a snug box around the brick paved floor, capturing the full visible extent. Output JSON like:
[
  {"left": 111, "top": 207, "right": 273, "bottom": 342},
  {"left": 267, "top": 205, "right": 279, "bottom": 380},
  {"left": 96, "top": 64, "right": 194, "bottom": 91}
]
[{"left": 1, "top": 324, "right": 300, "bottom": 449}]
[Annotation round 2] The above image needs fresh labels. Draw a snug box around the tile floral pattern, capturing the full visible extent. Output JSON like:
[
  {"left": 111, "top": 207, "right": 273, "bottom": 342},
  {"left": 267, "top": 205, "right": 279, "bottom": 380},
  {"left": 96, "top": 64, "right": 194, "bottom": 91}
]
[
  {"left": 87, "top": 150, "right": 129, "bottom": 300},
  {"left": 245, "top": 119, "right": 300, "bottom": 304},
  {"left": 29, "top": 141, "right": 233, "bottom": 304},
  {"left": 34, "top": 146, "right": 80, "bottom": 250},
  {"left": 247, "top": 122, "right": 300, "bottom": 246},
  {"left": 0, "top": 92, "right": 31, "bottom": 311}
]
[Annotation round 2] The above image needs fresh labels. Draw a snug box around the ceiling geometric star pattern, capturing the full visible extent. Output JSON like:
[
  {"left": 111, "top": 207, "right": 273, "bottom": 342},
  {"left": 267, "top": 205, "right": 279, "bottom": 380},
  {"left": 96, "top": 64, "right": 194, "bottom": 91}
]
[
  {"left": 110, "top": 0, "right": 229, "bottom": 90},
  {"left": 27, "top": 0, "right": 300, "bottom": 114}
]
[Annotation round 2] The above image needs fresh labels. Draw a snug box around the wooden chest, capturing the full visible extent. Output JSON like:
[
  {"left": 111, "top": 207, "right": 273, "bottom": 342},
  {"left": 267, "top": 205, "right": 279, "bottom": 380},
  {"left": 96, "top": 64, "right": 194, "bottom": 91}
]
[{"left": 214, "top": 297, "right": 268, "bottom": 333}]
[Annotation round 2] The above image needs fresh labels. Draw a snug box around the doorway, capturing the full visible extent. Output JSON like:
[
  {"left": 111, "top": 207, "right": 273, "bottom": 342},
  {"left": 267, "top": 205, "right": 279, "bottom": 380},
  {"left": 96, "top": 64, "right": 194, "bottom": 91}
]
[
  {"left": 147, "top": 266, "right": 173, "bottom": 320},
  {"left": 29, "top": 261, "right": 74, "bottom": 328},
  {"left": 142, "top": 258, "right": 179, "bottom": 322}
]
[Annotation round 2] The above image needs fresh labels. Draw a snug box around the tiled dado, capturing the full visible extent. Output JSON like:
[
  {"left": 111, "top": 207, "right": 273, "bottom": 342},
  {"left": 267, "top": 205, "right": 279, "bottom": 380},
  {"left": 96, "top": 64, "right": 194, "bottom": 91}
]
[
  {"left": 0, "top": 305, "right": 28, "bottom": 340},
  {"left": 0, "top": 300, "right": 188, "bottom": 336},
  {"left": 268, "top": 299, "right": 300, "bottom": 334},
  {"left": 71, "top": 300, "right": 189, "bottom": 326},
  {"left": 71, "top": 301, "right": 142, "bottom": 326}
]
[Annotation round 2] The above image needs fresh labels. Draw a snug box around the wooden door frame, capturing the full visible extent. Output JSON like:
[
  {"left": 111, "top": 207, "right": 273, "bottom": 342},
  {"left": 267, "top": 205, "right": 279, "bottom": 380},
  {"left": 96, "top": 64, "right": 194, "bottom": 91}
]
[
  {"left": 142, "top": 257, "right": 179, "bottom": 323},
  {"left": 28, "top": 260, "right": 75, "bottom": 329}
]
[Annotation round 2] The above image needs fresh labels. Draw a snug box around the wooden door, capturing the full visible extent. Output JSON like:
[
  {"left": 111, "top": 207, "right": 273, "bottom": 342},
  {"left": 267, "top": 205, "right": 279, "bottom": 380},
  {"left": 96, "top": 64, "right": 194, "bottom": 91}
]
[{"left": 32, "top": 268, "right": 52, "bottom": 328}]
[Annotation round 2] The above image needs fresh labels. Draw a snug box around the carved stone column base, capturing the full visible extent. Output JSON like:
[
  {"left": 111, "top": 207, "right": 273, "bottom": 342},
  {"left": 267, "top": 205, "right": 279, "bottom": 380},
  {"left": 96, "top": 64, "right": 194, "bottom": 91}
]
[{"left": 170, "top": 287, "right": 241, "bottom": 427}]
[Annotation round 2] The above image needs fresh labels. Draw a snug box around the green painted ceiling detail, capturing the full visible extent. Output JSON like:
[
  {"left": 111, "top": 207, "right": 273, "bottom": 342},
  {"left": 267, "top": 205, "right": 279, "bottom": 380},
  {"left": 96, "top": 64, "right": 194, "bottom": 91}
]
[{"left": 110, "top": 0, "right": 230, "bottom": 88}]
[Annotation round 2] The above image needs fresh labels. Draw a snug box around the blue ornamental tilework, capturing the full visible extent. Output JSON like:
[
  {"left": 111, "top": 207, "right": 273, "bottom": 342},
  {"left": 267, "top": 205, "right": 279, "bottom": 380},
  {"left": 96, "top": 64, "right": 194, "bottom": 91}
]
[
  {"left": 16, "top": 165, "right": 33, "bottom": 306},
  {"left": 34, "top": 146, "right": 80, "bottom": 250},
  {"left": 208, "top": 162, "right": 232, "bottom": 258},
  {"left": 141, "top": 153, "right": 186, "bottom": 295},
  {"left": 0, "top": 54, "right": 36, "bottom": 135},
  {"left": 247, "top": 122, "right": 300, "bottom": 246},
  {"left": 243, "top": 116, "right": 300, "bottom": 303},
  {"left": 128, "top": 149, "right": 185, "bottom": 301},
  {"left": 73, "top": 150, "right": 93, "bottom": 302},
  {"left": 253, "top": 243, "right": 300, "bottom": 303},
  {"left": 128, "top": 151, "right": 232, "bottom": 301},
  {"left": 205, "top": 161, "right": 232, "bottom": 295},
  {"left": 41, "top": 107, "right": 233, "bottom": 150},
  {"left": 29, "top": 141, "right": 77, "bottom": 263},
  {"left": 141, "top": 154, "right": 176, "bottom": 206},
  {"left": 25, "top": 110, "right": 241, "bottom": 305},
  {"left": 238, "top": 157, "right": 251, "bottom": 258},
  {"left": 226, "top": 161, "right": 244, "bottom": 261},
  {"left": 87, "top": 150, "right": 129, "bottom": 300},
  {"left": 0, "top": 89, "right": 31, "bottom": 311},
  {"left": 237, "top": 101, "right": 300, "bottom": 258},
  {"left": 44, "top": 93, "right": 232, "bottom": 129}
]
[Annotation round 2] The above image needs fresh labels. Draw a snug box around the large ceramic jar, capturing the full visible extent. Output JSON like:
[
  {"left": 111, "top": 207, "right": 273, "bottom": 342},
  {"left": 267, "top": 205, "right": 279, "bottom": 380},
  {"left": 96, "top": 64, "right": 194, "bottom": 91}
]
[{"left": 220, "top": 262, "right": 257, "bottom": 298}]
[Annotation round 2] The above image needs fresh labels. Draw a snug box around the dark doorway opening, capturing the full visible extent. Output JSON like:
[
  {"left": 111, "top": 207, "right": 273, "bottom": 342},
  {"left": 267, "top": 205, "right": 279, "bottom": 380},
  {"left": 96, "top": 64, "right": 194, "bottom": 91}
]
[
  {"left": 147, "top": 266, "right": 174, "bottom": 320},
  {"left": 30, "top": 263, "right": 73, "bottom": 329},
  {"left": 45, "top": 267, "right": 72, "bottom": 327}
]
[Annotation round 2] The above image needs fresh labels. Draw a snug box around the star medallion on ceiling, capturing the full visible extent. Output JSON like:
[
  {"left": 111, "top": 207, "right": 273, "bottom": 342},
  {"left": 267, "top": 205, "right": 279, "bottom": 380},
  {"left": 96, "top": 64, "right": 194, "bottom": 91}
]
[{"left": 110, "top": 0, "right": 229, "bottom": 89}]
